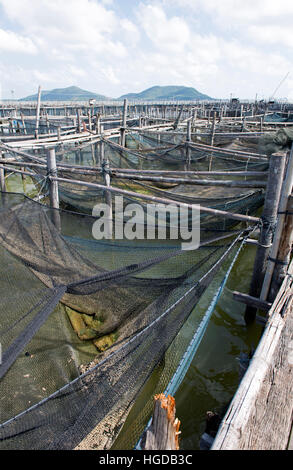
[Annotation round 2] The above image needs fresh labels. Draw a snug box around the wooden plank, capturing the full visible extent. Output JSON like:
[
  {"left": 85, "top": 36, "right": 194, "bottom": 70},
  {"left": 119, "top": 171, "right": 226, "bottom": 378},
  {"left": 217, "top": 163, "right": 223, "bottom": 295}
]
[
  {"left": 232, "top": 291, "right": 272, "bottom": 312},
  {"left": 212, "top": 261, "right": 293, "bottom": 450}
]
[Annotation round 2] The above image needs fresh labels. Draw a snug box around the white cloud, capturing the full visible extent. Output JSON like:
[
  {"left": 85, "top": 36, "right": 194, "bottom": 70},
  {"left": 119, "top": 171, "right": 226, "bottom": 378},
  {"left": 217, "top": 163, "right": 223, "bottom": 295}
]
[
  {"left": 0, "top": 29, "right": 37, "bottom": 53},
  {"left": 137, "top": 4, "right": 190, "bottom": 52},
  {"left": 0, "top": 0, "right": 120, "bottom": 55},
  {"left": 0, "top": 0, "right": 292, "bottom": 100},
  {"left": 248, "top": 25, "right": 293, "bottom": 48}
]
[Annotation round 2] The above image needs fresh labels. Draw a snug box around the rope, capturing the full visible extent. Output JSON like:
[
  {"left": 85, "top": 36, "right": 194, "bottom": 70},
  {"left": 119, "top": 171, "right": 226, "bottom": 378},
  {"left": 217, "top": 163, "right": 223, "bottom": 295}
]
[
  {"left": 0, "top": 232, "right": 243, "bottom": 429},
  {"left": 164, "top": 236, "right": 246, "bottom": 397},
  {"left": 135, "top": 231, "right": 247, "bottom": 449},
  {"left": 268, "top": 256, "right": 289, "bottom": 266}
]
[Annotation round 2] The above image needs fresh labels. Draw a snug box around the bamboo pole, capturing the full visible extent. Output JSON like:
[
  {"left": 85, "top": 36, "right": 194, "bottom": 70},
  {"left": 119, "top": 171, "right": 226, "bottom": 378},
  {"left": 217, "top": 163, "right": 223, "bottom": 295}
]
[
  {"left": 0, "top": 158, "right": 267, "bottom": 178},
  {"left": 50, "top": 175, "right": 260, "bottom": 224},
  {"left": 245, "top": 152, "right": 287, "bottom": 324},
  {"left": 111, "top": 173, "right": 266, "bottom": 188}
]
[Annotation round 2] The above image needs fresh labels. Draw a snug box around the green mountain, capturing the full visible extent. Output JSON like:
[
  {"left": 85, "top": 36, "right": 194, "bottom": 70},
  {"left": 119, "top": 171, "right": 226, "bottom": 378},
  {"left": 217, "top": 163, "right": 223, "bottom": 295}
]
[
  {"left": 20, "top": 86, "right": 109, "bottom": 101},
  {"left": 119, "top": 85, "right": 212, "bottom": 101}
]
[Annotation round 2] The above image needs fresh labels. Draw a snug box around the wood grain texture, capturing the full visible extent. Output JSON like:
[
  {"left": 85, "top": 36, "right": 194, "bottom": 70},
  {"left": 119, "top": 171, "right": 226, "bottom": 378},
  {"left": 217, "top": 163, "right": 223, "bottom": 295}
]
[{"left": 212, "top": 262, "right": 293, "bottom": 450}]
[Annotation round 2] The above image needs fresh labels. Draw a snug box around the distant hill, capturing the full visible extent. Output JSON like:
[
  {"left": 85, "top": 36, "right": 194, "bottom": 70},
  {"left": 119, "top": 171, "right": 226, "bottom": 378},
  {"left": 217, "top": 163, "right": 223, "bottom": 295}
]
[
  {"left": 119, "top": 85, "right": 213, "bottom": 101},
  {"left": 20, "top": 86, "right": 110, "bottom": 101}
]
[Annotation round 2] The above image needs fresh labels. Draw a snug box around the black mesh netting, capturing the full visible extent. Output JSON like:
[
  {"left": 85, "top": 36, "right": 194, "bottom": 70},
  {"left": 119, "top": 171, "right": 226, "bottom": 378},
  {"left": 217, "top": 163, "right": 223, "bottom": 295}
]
[{"left": 0, "top": 191, "right": 249, "bottom": 449}]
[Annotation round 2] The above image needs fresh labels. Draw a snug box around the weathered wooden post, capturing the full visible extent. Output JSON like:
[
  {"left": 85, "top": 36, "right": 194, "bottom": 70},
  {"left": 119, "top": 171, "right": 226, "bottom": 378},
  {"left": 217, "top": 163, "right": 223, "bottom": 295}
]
[
  {"left": 47, "top": 148, "right": 59, "bottom": 209},
  {"left": 88, "top": 110, "right": 92, "bottom": 132},
  {"left": 208, "top": 112, "right": 217, "bottom": 171},
  {"left": 20, "top": 113, "right": 27, "bottom": 135},
  {"left": 245, "top": 152, "right": 287, "bottom": 323},
  {"left": 47, "top": 147, "right": 61, "bottom": 230},
  {"left": 0, "top": 151, "right": 6, "bottom": 192},
  {"left": 260, "top": 145, "right": 293, "bottom": 301},
  {"left": 95, "top": 113, "right": 101, "bottom": 134},
  {"left": 35, "top": 85, "right": 42, "bottom": 139},
  {"left": 210, "top": 112, "right": 216, "bottom": 147},
  {"left": 141, "top": 394, "right": 180, "bottom": 450},
  {"left": 267, "top": 195, "right": 293, "bottom": 300},
  {"left": 186, "top": 120, "right": 192, "bottom": 166},
  {"left": 260, "top": 116, "right": 264, "bottom": 132},
  {"left": 120, "top": 98, "right": 128, "bottom": 147},
  {"left": 100, "top": 137, "right": 113, "bottom": 225},
  {"left": 77, "top": 109, "right": 82, "bottom": 133}
]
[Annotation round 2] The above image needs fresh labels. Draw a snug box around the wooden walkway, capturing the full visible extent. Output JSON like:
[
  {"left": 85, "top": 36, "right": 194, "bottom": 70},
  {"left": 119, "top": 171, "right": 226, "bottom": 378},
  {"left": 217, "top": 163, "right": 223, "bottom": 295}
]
[{"left": 212, "top": 260, "right": 293, "bottom": 450}]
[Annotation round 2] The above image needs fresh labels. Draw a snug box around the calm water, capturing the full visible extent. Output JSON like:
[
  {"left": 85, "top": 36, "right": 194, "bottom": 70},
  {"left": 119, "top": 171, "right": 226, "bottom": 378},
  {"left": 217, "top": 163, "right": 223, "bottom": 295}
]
[
  {"left": 4, "top": 174, "right": 263, "bottom": 450},
  {"left": 176, "top": 244, "right": 262, "bottom": 450}
]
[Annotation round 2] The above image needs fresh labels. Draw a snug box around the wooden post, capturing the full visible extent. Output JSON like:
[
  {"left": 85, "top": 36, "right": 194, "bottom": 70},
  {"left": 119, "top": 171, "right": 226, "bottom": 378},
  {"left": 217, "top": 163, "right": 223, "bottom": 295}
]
[
  {"left": 120, "top": 98, "right": 128, "bottom": 147},
  {"left": 20, "top": 113, "right": 27, "bottom": 135},
  {"left": 47, "top": 148, "right": 59, "bottom": 209},
  {"left": 186, "top": 120, "right": 191, "bottom": 166},
  {"left": 0, "top": 151, "right": 6, "bottom": 192},
  {"left": 95, "top": 113, "right": 101, "bottom": 134},
  {"left": 210, "top": 112, "right": 216, "bottom": 147},
  {"left": 260, "top": 145, "right": 293, "bottom": 301},
  {"left": 47, "top": 148, "right": 61, "bottom": 229},
  {"left": 268, "top": 195, "right": 293, "bottom": 300},
  {"left": 35, "top": 85, "right": 42, "bottom": 139},
  {"left": 77, "top": 109, "right": 82, "bottom": 133},
  {"left": 88, "top": 110, "right": 92, "bottom": 132},
  {"left": 141, "top": 394, "right": 180, "bottom": 450},
  {"left": 245, "top": 152, "right": 287, "bottom": 324},
  {"left": 209, "top": 112, "right": 217, "bottom": 171},
  {"left": 101, "top": 139, "right": 113, "bottom": 224}
]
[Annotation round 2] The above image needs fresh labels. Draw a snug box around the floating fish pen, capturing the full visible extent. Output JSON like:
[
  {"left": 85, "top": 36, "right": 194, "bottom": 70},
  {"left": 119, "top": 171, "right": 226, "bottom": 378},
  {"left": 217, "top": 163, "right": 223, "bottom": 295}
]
[{"left": 0, "top": 97, "right": 292, "bottom": 450}]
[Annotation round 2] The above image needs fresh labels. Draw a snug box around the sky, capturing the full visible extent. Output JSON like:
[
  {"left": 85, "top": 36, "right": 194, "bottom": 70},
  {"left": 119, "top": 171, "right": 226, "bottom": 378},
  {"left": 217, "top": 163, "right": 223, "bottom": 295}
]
[{"left": 0, "top": 0, "right": 293, "bottom": 100}]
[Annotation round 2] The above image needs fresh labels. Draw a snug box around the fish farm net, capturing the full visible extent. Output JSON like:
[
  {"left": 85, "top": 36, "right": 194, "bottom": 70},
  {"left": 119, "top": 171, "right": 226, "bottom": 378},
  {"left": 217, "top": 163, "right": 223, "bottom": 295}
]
[{"left": 0, "top": 191, "right": 253, "bottom": 450}]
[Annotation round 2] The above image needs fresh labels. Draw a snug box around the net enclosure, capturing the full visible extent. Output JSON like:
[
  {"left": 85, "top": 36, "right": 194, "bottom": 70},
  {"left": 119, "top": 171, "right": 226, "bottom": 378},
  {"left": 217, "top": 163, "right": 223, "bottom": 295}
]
[{"left": 0, "top": 190, "right": 254, "bottom": 450}]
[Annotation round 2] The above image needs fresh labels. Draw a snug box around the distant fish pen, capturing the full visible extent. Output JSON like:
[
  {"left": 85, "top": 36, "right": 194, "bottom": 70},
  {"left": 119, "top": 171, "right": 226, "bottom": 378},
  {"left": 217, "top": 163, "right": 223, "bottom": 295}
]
[{"left": 0, "top": 93, "right": 292, "bottom": 450}]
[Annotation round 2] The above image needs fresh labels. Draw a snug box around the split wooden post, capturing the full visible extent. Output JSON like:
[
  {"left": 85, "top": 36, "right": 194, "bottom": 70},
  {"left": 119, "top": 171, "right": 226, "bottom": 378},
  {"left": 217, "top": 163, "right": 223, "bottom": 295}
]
[
  {"left": 260, "top": 145, "right": 293, "bottom": 301},
  {"left": 245, "top": 152, "right": 287, "bottom": 324},
  {"left": 141, "top": 394, "right": 180, "bottom": 450},
  {"left": 120, "top": 98, "right": 128, "bottom": 147},
  {"left": 35, "top": 85, "right": 42, "bottom": 139}
]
